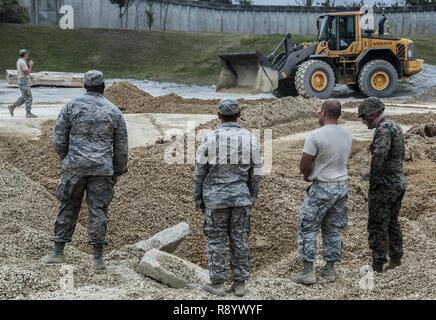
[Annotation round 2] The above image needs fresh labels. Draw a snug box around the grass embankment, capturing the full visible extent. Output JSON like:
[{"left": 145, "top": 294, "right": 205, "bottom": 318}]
[{"left": 0, "top": 23, "right": 434, "bottom": 84}]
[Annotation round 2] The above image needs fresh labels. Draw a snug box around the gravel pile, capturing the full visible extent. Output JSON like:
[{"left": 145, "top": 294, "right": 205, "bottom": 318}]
[
  {"left": 1, "top": 82, "right": 435, "bottom": 299},
  {"left": 105, "top": 81, "right": 219, "bottom": 114}
]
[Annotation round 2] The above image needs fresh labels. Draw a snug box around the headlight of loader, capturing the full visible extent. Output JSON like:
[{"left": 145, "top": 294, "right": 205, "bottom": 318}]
[{"left": 407, "top": 43, "right": 415, "bottom": 60}]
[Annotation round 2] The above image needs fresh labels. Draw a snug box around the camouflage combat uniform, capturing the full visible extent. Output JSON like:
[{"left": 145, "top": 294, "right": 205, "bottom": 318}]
[
  {"left": 368, "top": 117, "right": 405, "bottom": 264},
  {"left": 15, "top": 78, "right": 33, "bottom": 113},
  {"left": 298, "top": 182, "right": 349, "bottom": 263},
  {"left": 195, "top": 111, "right": 261, "bottom": 284},
  {"left": 13, "top": 56, "right": 33, "bottom": 113},
  {"left": 52, "top": 71, "right": 128, "bottom": 246}
]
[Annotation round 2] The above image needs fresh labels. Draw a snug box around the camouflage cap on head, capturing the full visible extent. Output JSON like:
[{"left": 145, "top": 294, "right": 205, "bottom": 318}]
[
  {"left": 19, "top": 49, "right": 28, "bottom": 56},
  {"left": 358, "top": 97, "right": 385, "bottom": 118},
  {"left": 84, "top": 70, "right": 104, "bottom": 86},
  {"left": 218, "top": 99, "right": 240, "bottom": 116}
]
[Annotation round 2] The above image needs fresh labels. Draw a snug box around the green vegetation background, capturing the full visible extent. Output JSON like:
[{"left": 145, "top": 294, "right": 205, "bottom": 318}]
[{"left": 0, "top": 24, "right": 434, "bottom": 84}]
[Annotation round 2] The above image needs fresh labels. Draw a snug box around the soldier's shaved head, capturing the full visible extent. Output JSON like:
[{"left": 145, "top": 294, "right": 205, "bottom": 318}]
[{"left": 322, "top": 99, "right": 342, "bottom": 119}]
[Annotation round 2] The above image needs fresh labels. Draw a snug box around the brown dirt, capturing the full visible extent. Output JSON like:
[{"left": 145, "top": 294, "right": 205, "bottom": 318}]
[
  {"left": 1, "top": 81, "right": 436, "bottom": 299},
  {"left": 407, "top": 123, "right": 436, "bottom": 138},
  {"left": 105, "top": 81, "right": 274, "bottom": 114},
  {"left": 342, "top": 111, "right": 436, "bottom": 126},
  {"left": 0, "top": 94, "right": 321, "bottom": 260},
  {"left": 405, "top": 122, "right": 436, "bottom": 162},
  {"left": 105, "top": 81, "right": 218, "bottom": 114}
]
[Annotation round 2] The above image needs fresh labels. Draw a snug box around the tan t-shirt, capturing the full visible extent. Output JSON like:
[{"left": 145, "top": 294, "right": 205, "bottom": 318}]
[
  {"left": 17, "top": 58, "right": 29, "bottom": 80},
  {"left": 303, "top": 124, "right": 352, "bottom": 182}
]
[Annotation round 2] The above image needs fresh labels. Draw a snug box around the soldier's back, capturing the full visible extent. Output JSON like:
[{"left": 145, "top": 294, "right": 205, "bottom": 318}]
[
  {"left": 64, "top": 92, "right": 123, "bottom": 175},
  {"left": 200, "top": 122, "right": 258, "bottom": 209},
  {"left": 371, "top": 117, "right": 405, "bottom": 189}
]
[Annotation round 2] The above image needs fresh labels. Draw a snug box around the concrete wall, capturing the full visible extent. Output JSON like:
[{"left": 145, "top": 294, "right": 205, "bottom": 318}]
[{"left": 20, "top": 0, "right": 436, "bottom": 35}]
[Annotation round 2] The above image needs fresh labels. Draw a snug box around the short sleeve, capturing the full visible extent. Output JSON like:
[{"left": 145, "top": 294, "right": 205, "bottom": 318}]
[
  {"left": 19, "top": 60, "right": 28, "bottom": 72},
  {"left": 303, "top": 132, "right": 317, "bottom": 156}
]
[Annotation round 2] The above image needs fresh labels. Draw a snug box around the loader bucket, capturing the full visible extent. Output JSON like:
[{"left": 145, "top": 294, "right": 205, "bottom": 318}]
[{"left": 216, "top": 52, "right": 278, "bottom": 93}]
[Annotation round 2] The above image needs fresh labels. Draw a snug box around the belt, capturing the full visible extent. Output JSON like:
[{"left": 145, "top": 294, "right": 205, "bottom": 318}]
[{"left": 312, "top": 180, "right": 347, "bottom": 186}]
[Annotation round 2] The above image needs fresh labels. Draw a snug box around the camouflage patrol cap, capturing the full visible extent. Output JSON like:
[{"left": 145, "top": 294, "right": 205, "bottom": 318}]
[
  {"left": 84, "top": 70, "right": 104, "bottom": 86},
  {"left": 358, "top": 97, "right": 385, "bottom": 118},
  {"left": 19, "top": 49, "right": 28, "bottom": 56},
  {"left": 218, "top": 99, "right": 240, "bottom": 116}
]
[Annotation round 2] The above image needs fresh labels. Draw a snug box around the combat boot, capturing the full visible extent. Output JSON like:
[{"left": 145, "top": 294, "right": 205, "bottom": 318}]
[
  {"left": 232, "top": 281, "right": 247, "bottom": 297},
  {"left": 26, "top": 112, "right": 38, "bottom": 118},
  {"left": 291, "top": 261, "right": 316, "bottom": 285},
  {"left": 41, "top": 242, "right": 66, "bottom": 264},
  {"left": 92, "top": 245, "right": 106, "bottom": 272},
  {"left": 8, "top": 104, "right": 15, "bottom": 117},
  {"left": 372, "top": 261, "right": 384, "bottom": 273},
  {"left": 319, "top": 261, "right": 336, "bottom": 282},
  {"left": 385, "top": 257, "right": 401, "bottom": 271},
  {"left": 203, "top": 282, "right": 226, "bottom": 297}
]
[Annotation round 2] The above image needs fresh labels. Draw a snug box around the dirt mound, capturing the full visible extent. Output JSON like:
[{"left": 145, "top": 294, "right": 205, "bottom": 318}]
[
  {"left": 197, "top": 96, "right": 320, "bottom": 138},
  {"left": 389, "top": 113, "right": 436, "bottom": 126},
  {"left": 0, "top": 161, "right": 84, "bottom": 299},
  {"left": 0, "top": 121, "right": 60, "bottom": 192},
  {"left": 405, "top": 123, "right": 436, "bottom": 162},
  {"left": 2, "top": 82, "right": 436, "bottom": 299},
  {"left": 0, "top": 96, "right": 321, "bottom": 262},
  {"left": 342, "top": 111, "right": 436, "bottom": 126},
  {"left": 105, "top": 81, "right": 279, "bottom": 115},
  {"left": 405, "top": 135, "right": 436, "bottom": 162},
  {"left": 105, "top": 81, "right": 218, "bottom": 114},
  {"left": 408, "top": 123, "right": 436, "bottom": 138}
]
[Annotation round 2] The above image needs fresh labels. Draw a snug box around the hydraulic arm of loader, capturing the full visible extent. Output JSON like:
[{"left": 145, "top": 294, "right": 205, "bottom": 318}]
[{"left": 216, "top": 34, "right": 317, "bottom": 94}]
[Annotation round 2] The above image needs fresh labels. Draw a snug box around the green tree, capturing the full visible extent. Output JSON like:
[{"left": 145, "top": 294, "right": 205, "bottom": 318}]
[
  {"left": 237, "top": 0, "right": 253, "bottom": 7},
  {"left": 0, "top": 0, "right": 30, "bottom": 23},
  {"left": 145, "top": 0, "right": 155, "bottom": 30},
  {"left": 317, "top": 0, "right": 336, "bottom": 7},
  {"left": 110, "top": 0, "right": 134, "bottom": 28}
]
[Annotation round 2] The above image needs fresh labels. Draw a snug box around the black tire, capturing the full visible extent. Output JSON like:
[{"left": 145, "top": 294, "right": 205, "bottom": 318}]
[
  {"left": 347, "top": 83, "right": 361, "bottom": 92},
  {"left": 295, "top": 60, "right": 335, "bottom": 99},
  {"left": 358, "top": 59, "right": 398, "bottom": 98},
  {"left": 273, "top": 78, "right": 298, "bottom": 98}
]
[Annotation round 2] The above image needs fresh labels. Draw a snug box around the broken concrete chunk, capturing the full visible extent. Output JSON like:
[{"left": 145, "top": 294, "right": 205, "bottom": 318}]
[
  {"left": 136, "top": 249, "right": 210, "bottom": 289},
  {"left": 6, "top": 70, "right": 84, "bottom": 87},
  {"left": 133, "top": 222, "right": 190, "bottom": 253}
]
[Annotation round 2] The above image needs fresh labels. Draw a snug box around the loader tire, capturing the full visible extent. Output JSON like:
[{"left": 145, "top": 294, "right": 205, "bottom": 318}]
[
  {"left": 273, "top": 79, "right": 298, "bottom": 98},
  {"left": 358, "top": 59, "right": 398, "bottom": 98},
  {"left": 295, "top": 60, "right": 335, "bottom": 99},
  {"left": 347, "top": 83, "right": 361, "bottom": 92}
]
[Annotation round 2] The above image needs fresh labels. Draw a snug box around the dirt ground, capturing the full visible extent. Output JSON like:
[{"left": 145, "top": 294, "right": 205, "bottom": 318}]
[{"left": 0, "top": 82, "right": 435, "bottom": 300}]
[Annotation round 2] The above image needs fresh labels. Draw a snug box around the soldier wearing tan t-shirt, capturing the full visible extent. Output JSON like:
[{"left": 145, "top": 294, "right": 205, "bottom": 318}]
[{"left": 8, "top": 49, "right": 37, "bottom": 118}]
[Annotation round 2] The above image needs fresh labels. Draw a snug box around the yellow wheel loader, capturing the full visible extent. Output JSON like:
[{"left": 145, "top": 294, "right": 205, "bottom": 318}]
[{"left": 216, "top": 10, "right": 424, "bottom": 99}]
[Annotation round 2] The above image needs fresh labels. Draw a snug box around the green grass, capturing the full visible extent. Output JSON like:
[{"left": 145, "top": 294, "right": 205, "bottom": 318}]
[
  {"left": 404, "top": 34, "right": 436, "bottom": 66},
  {"left": 0, "top": 24, "right": 434, "bottom": 85},
  {"left": 0, "top": 23, "right": 314, "bottom": 85}
]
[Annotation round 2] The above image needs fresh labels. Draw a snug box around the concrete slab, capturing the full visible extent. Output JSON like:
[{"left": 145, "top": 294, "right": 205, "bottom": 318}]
[
  {"left": 133, "top": 222, "right": 190, "bottom": 253},
  {"left": 0, "top": 105, "right": 216, "bottom": 148},
  {"left": 123, "top": 113, "right": 216, "bottom": 148},
  {"left": 137, "top": 249, "right": 210, "bottom": 289},
  {"left": 6, "top": 70, "right": 84, "bottom": 87}
]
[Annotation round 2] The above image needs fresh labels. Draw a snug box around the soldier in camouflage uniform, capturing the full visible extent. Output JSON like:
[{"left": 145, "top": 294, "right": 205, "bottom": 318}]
[
  {"left": 8, "top": 49, "right": 37, "bottom": 118},
  {"left": 292, "top": 99, "right": 352, "bottom": 285},
  {"left": 195, "top": 99, "right": 261, "bottom": 297},
  {"left": 358, "top": 97, "right": 405, "bottom": 273},
  {"left": 41, "top": 70, "right": 128, "bottom": 272}
]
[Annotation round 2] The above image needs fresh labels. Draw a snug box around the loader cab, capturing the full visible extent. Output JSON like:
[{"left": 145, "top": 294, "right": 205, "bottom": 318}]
[{"left": 317, "top": 13, "right": 357, "bottom": 51}]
